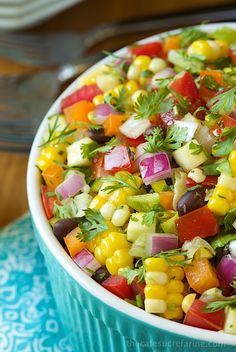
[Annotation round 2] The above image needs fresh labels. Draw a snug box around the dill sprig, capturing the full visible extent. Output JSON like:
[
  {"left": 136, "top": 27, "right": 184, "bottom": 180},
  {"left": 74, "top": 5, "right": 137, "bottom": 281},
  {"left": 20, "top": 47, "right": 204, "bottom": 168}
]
[
  {"left": 39, "top": 115, "right": 76, "bottom": 147},
  {"left": 104, "top": 86, "right": 128, "bottom": 112}
]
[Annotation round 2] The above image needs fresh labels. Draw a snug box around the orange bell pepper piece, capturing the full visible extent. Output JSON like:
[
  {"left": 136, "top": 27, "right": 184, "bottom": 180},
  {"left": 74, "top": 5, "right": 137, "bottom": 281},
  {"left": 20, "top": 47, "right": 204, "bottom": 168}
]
[
  {"left": 42, "top": 163, "right": 64, "bottom": 189},
  {"left": 103, "top": 114, "right": 126, "bottom": 136},
  {"left": 64, "top": 227, "right": 87, "bottom": 257},
  {"left": 200, "top": 70, "right": 224, "bottom": 101},
  {"left": 163, "top": 35, "right": 180, "bottom": 53},
  {"left": 64, "top": 100, "right": 94, "bottom": 124},
  {"left": 159, "top": 191, "right": 174, "bottom": 210},
  {"left": 184, "top": 258, "right": 219, "bottom": 294}
]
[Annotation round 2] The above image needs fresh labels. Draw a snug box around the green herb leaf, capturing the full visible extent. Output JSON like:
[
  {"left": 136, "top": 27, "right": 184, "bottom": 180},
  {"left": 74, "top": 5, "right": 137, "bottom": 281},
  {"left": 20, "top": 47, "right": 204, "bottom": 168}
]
[
  {"left": 180, "top": 27, "right": 208, "bottom": 47},
  {"left": 202, "top": 75, "right": 221, "bottom": 91},
  {"left": 212, "top": 126, "right": 236, "bottom": 157},
  {"left": 231, "top": 279, "right": 236, "bottom": 289},
  {"left": 209, "top": 87, "right": 236, "bottom": 115},
  {"left": 134, "top": 87, "right": 171, "bottom": 119},
  {"left": 189, "top": 141, "right": 204, "bottom": 155},
  {"left": 142, "top": 211, "right": 156, "bottom": 227},
  {"left": 81, "top": 137, "right": 118, "bottom": 159},
  {"left": 187, "top": 185, "right": 203, "bottom": 192},
  {"left": 104, "top": 86, "right": 128, "bottom": 112},
  {"left": 144, "top": 125, "right": 187, "bottom": 153},
  {"left": 155, "top": 248, "right": 191, "bottom": 267},
  {"left": 119, "top": 266, "right": 145, "bottom": 285},
  {"left": 39, "top": 115, "right": 76, "bottom": 147},
  {"left": 204, "top": 296, "right": 236, "bottom": 313},
  {"left": 77, "top": 209, "right": 108, "bottom": 242},
  {"left": 223, "top": 208, "right": 236, "bottom": 233},
  {"left": 102, "top": 172, "right": 141, "bottom": 194}
]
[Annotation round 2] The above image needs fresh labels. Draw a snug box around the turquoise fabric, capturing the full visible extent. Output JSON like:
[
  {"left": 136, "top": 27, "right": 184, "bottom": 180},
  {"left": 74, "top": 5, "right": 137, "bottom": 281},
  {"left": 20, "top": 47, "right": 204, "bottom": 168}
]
[{"left": 0, "top": 214, "right": 73, "bottom": 352}]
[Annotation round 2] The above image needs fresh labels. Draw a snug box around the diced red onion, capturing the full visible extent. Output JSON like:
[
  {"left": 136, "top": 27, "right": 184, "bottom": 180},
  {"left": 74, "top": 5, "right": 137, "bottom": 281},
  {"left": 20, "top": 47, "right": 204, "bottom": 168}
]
[
  {"left": 119, "top": 115, "right": 151, "bottom": 139},
  {"left": 55, "top": 174, "right": 85, "bottom": 199},
  {"left": 139, "top": 152, "right": 172, "bottom": 185},
  {"left": 217, "top": 254, "right": 236, "bottom": 287},
  {"left": 73, "top": 248, "right": 101, "bottom": 277},
  {"left": 93, "top": 104, "right": 117, "bottom": 124},
  {"left": 147, "top": 233, "right": 179, "bottom": 256},
  {"left": 151, "top": 67, "right": 176, "bottom": 89}
]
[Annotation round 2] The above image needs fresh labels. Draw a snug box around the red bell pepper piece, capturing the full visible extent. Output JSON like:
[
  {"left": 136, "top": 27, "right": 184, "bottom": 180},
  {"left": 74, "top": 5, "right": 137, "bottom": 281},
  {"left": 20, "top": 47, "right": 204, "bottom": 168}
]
[
  {"left": 176, "top": 206, "right": 219, "bottom": 242},
  {"left": 131, "top": 277, "right": 145, "bottom": 298},
  {"left": 169, "top": 71, "right": 199, "bottom": 103},
  {"left": 124, "top": 135, "right": 146, "bottom": 148},
  {"left": 41, "top": 185, "right": 59, "bottom": 219},
  {"left": 61, "top": 84, "right": 102, "bottom": 111},
  {"left": 229, "top": 46, "right": 236, "bottom": 65},
  {"left": 104, "top": 146, "right": 132, "bottom": 174},
  {"left": 129, "top": 41, "right": 163, "bottom": 57},
  {"left": 220, "top": 115, "right": 236, "bottom": 128},
  {"left": 185, "top": 176, "right": 218, "bottom": 188},
  {"left": 102, "top": 275, "right": 133, "bottom": 299},
  {"left": 183, "top": 299, "right": 225, "bottom": 331}
]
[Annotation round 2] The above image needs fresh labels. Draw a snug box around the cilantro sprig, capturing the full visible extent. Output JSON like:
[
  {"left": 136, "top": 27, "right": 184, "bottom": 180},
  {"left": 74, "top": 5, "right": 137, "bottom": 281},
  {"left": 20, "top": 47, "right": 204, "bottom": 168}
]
[
  {"left": 77, "top": 209, "right": 108, "bottom": 242},
  {"left": 101, "top": 172, "right": 141, "bottom": 194},
  {"left": 144, "top": 125, "right": 187, "bottom": 153},
  {"left": 212, "top": 126, "right": 236, "bottom": 157},
  {"left": 154, "top": 248, "right": 191, "bottom": 267},
  {"left": 134, "top": 87, "right": 173, "bottom": 120},
  {"left": 204, "top": 296, "right": 236, "bottom": 313},
  {"left": 81, "top": 137, "right": 118, "bottom": 159},
  {"left": 209, "top": 87, "right": 236, "bottom": 115},
  {"left": 119, "top": 265, "right": 145, "bottom": 285},
  {"left": 180, "top": 27, "right": 208, "bottom": 48},
  {"left": 189, "top": 141, "right": 205, "bottom": 155},
  {"left": 39, "top": 115, "right": 76, "bottom": 147}
]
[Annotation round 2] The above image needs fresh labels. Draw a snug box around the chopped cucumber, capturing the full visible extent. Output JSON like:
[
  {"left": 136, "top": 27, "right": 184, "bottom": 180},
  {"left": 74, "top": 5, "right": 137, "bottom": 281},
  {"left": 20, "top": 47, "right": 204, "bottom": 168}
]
[
  {"left": 210, "top": 233, "right": 236, "bottom": 250},
  {"left": 127, "top": 213, "right": 156, "bottom": 242},
  {"left": 160, "top": 213, "right": 178, "bottom": 235},
  {"left": 173, "top": 139, "right": 207, "bottom": 172},
  {"left": 127, "top": 193, "right": 160, "bottom": 212}
]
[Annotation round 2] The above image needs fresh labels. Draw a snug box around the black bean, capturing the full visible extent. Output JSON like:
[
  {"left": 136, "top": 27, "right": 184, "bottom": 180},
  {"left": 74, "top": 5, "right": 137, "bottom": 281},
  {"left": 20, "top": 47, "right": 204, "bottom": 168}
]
[
  {"left": 88, "top": 128, "right": 110, "bottom": 144},
  {"left": 52, "top": 218, "right": 78, "bottom": 244},
  {"left": 92, "top": 266, "right": 110, "bottom": 284},
  {"left": 177, "top": 187, "right": 206, "bottom": 216}
]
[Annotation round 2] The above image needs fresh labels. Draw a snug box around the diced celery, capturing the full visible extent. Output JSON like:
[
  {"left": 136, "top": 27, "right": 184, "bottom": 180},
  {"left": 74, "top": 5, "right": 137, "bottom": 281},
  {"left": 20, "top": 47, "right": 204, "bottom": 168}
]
[
  {"left": 67, "top": 137, "right": 94, "bottom": 167},
  {"left": 127, "top": 193, "right": 160, "bottom": 212}
]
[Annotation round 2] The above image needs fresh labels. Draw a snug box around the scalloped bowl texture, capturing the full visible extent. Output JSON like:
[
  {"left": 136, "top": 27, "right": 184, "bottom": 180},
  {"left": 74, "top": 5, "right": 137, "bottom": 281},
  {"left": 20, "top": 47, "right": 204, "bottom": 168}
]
[{"left": 27, "top": 23, "right": 236, "bottom": 352}]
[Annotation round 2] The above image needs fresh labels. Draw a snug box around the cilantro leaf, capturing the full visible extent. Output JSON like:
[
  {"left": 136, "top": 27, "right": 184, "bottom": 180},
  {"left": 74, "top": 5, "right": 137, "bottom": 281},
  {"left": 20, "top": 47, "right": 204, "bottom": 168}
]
[
  {"left": 101, "top": 172, "right": 141, "bottom": 194},
  {"left": 134, "top": 87, "right": 171, "bottom": 119},
  {"left": 189, "top": 141, "right": 204, "bottom": 155},
  {"left": 202, "top": 75, "right": 221, "bottom": 91},
  {"left": 81, "top": 137, "right": 118, "bottom": 159},
  {"left": 155, "top": 248, "right": 191, "bottom": 267},
  {"left": 104, "top": 86, "right": 128, "bottom": 112},
  {"left": 204, "top": 296, "right": 236, "bottom": 313},
  {"left": 223, "top": 208, "right": 236, "bottom": 233},
  {"left": 119, "top": 266, "right": 145, "bottom": 285},
  {"left": 212, "top": 127, "right": 236, "bottom": 157},
  {"left": 144, "top": 125, "right": 187, "bottom": 153},
  {"left": 209, "top": 87, "right": 236, "bottom": 115},
  {"left": 168, "top": 49, "right": 204, "bottom": 74},
  {"left": 180, "top": 27, "right": 208, "bottom": 48},
  {"left": 77, "top": 209, "right": 108, "bottom": 242},
  {"left": 142, "top": 211, "right": 156, "bottom": 227}
]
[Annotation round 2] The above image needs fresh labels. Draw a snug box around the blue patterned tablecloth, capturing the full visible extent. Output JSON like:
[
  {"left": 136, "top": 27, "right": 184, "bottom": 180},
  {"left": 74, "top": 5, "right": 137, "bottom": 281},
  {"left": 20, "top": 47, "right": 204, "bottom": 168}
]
[{"left": 0, "top": 214, "right": 73, "bottom": 352}]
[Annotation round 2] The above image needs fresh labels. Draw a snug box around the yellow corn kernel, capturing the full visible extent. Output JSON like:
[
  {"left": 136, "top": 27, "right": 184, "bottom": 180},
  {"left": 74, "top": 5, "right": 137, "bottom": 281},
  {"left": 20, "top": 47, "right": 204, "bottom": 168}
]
[
  {"left": 230, "top": 200, "right": 236, "bottom": 208},
  {"left": 166, "top": 279, "right": 185, "bottom": 294},
  {"left": 133, "top": 55, "right": 151, "bottom": 70},
  {"left": 229, "top": 150, "right": 236, "bottom": 177},
  {"left": 181, "top": 293, "right": 196, "bottom": 314},
  {"left": 112, "top": 248, "right": 133, "bottom": 268},
  {"left": 145, "top": 258, "right": 168, "bottom": 273},
  {"left": 167, "top": 267, "right": 185, "bottom": 280},
  {"left": 161, "top": 307, "right": 183, "bottom": 320},
  {"left": 89, "top": 195, "right": 107, "bottom": 210},
  {"left": 145, "top": 299, "right": 167, "bottom": 314},
  {"left": 113, "top": 84, "right": 126, "bottom": 97},
  {"left": 92, "top": 94, "right": 104, "bottom": 105},
  {"left": 100, "top": 232, "right": 129, "bottom": 258},
  {"left": 94, "top": 246, "right": 106, "bottom": 265},
  {"left": 144, "top": 285, "right": 168, "bottom": 300},
  {"left": 194, "top": 247, "right": 213, "bottom": 260},
  {"left": 214, "top": 186, "right": 233, "bottom": 202},
  {"left": 125, "top": 80, "right": 139, "bottom": 94},
  {"left": 208, "top": 197, "right": 230, "bottom": 216},
  {"left": 166, "top": 293, "right": 183, "bottom": 306},
  {"left": 105, "top": 257, "right": 119, "bottom": 275},
  {"left": 188, "top": 39, "right": 228, "bottom": 61},
  {"left": 109, "top": 189, "right": 128, "bottom": 207},
  {"left": 145, "top": 272, "right": 169, "bottom": 285}
]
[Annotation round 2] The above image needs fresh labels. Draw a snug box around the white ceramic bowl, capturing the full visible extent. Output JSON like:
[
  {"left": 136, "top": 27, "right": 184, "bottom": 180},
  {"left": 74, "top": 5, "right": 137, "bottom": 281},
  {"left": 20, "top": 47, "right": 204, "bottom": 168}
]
[{"left": 27, "top": 23, "right": 236, "bottom": 352}]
